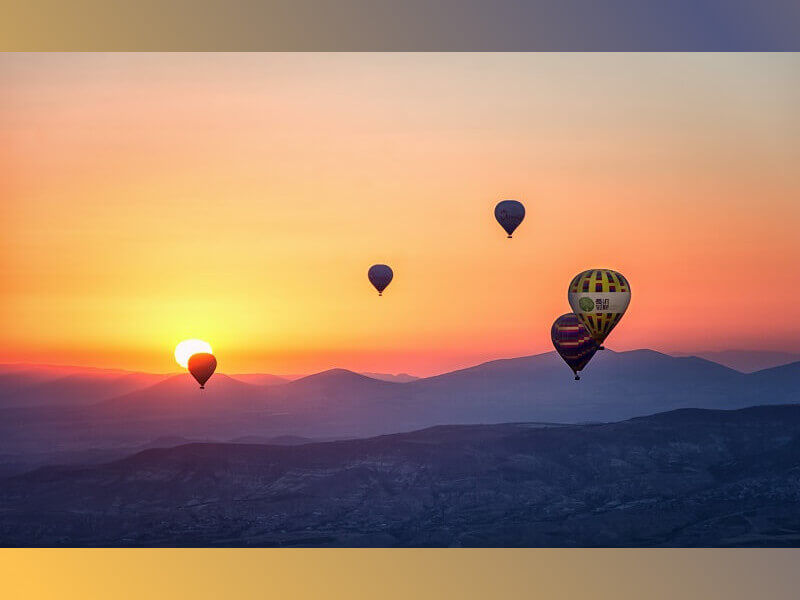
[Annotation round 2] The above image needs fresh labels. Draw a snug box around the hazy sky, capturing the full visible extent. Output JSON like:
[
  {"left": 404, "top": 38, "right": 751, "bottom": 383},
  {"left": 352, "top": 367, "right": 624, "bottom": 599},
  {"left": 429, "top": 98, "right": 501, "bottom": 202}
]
[{"left": 1, "top": 53, "right": 798, "bottom": 375}]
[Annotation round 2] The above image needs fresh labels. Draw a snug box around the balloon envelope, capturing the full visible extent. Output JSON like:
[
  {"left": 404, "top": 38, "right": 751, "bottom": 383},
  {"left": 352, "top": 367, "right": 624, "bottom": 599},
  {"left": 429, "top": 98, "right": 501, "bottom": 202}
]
[
  {"left": 494, "top": 200, "right": 525, "bottom": 238},
  {"left": 551, "top": 313, "right": 599, "bottom": 379},
  {"left": 368, "top": 264, "right": 393, "bottom": 295},
  {"left": 567, "top": 269, "right": 631, "bottom": 346},
  {"left": 188, "top": 353, "right": 217, "bottom": 389}
]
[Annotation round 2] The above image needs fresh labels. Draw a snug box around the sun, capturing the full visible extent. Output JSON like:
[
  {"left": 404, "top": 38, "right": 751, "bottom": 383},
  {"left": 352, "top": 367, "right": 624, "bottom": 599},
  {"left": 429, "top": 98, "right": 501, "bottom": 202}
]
[{"left": 174, "top": 339, "right": 213, "bottom": 368}]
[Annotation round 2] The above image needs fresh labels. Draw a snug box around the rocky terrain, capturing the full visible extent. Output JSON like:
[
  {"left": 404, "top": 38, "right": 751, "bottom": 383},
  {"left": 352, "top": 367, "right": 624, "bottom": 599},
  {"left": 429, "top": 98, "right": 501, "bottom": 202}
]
[{"left": 2, "top": 405, "right": 800, "bottom": 547}]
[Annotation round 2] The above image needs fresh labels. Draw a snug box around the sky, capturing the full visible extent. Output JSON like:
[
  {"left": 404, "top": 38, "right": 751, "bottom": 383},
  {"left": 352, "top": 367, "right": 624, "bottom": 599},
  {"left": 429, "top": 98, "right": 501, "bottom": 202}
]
[{"left": 1, "top": 53, "right": 798, "bottom": 376}]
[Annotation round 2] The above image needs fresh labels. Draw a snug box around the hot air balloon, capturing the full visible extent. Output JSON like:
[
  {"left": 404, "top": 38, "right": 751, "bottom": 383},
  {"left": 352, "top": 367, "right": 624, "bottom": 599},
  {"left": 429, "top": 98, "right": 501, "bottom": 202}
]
[
  {"left": 188, "top": 352, "right": 217, "bottom": 389},
  {"left": 551, "top": 313, "right": 599, "bottom": 380},
  {"left": 368, "top": 264, "right": 393, "bottom": 296},
  {"left": 567, "top": 269, "right": 631, "bottom": 349},
  {"left": 494, "top": 200, "right": 525, "bottom": 238}
]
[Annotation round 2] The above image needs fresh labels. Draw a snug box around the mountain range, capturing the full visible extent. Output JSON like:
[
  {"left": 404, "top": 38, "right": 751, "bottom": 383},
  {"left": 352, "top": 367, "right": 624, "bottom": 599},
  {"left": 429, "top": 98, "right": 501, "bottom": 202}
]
[
  {"left": 2, "top": 350, "right": 800, "bottom": 547},
  {"left": 1, "top": 349, "right": 799, "bottom": 459},
  {"left": 669, "top": 350, "right": 800, "bottom": 373},
  {"left": 2, "top": 404, "right": 799, "bottom": 547},
  {"left": 0, "top": 364, "right": 169, "bottom": 409}
]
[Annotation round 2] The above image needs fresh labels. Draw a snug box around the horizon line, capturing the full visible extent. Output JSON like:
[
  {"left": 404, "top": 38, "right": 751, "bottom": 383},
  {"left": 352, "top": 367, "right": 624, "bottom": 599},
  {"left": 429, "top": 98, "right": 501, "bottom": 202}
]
[{"left": 3, "top": 347, "right": 800, "bottom": 379}]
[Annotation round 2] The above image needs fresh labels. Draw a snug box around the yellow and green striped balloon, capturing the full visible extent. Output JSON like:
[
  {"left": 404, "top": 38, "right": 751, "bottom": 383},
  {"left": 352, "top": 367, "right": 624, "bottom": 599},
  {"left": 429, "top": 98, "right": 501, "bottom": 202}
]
[{"left": 567, "top": 269, "right": 631, "bottom": 347}]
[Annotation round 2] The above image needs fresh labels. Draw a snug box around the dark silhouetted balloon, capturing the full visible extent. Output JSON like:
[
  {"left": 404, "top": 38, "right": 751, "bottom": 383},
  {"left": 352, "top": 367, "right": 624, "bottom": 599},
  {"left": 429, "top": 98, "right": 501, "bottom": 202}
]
[
  {"left": 188, "top": 353, "right": 217, "bottom": 389},
  {"left": 494, "top": 200, "right": 525, "bottom": 238},
  {"left": 368, "top": 264, "right": 393, "bottom": 296},
  {"left": 551, "top": 313, "right": 599, "bottom": 380}
]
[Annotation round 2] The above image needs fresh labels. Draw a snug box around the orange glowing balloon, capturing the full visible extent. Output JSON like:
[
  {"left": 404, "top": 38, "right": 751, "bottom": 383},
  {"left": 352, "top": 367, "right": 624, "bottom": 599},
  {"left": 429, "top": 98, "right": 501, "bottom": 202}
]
[{"left": 187, "top": 353, "right": 217, "bottom": 389}]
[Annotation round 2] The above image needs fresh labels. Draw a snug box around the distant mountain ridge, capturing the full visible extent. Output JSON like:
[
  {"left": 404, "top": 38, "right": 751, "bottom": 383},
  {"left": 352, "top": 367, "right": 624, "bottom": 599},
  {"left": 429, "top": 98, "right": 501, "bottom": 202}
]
[
  {"left": 228, "top": 373, "right": 288, "bottom": 386},
  {"left": 0, "top": 364, "right": 419, "bottom": 410},
  {"left": 1, "top": 349, "right": 798, "bottom": 456},
  {"left": 360, "top": 372, "right": 419, "bottom": 383},
  {"left": 670, "top": 350, "right": 800, "bottom": 373},
  {"left": 0, "top": 364, "right": 171, "bottom": 409}
]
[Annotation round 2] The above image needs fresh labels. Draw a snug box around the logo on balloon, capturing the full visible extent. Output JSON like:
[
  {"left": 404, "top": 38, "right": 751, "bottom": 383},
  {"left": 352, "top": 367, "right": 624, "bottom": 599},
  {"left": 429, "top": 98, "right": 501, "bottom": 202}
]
[{"left": 579, "top": 297, "right": 595, "bottom": 312}]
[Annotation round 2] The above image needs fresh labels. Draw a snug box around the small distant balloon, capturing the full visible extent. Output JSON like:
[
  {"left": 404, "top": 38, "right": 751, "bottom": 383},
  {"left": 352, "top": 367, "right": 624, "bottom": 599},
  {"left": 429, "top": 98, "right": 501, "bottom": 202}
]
[
  {"left": 188, "top": 353, "right": 217, "bottom": 389},
  {"left": 567, "top": 269, "right": 631, "bottom": 348},
  {"left": 551, "top": 313, "right": 599, "bottom": 380},
  {"left": 494, "top": 200, "right": 525, "bottom": 238},
  {"left": 368, "top": 264, "right": 393, "bottom": 296}
]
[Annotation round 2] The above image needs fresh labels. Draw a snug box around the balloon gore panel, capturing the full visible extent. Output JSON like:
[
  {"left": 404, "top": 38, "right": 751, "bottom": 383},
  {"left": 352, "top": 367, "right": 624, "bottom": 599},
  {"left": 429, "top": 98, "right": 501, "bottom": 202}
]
[{"left": 551, "top": 313, "right": 599, "bottom": 375}]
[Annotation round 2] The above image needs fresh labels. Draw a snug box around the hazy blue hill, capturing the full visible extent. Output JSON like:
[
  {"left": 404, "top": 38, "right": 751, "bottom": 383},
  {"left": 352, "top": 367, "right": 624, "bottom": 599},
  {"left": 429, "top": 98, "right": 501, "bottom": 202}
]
[
  {"left": 361, "top": 372, "right": 419, "bottom": 383},
  {"left": 96, "top": 373, "right": 268, "bottom": 415},
  {"left": 0, "top": 375, "right": 272, "bottom": 453},
  {"left": 407, "top": 349, "right": 746, "bottom": 424},
  {"left": 0, "top": 366, "right": 59, "bottom": 399},
  {"left": 0, "top": 364, "right": 169, "bottom": 409},
  {"left": 288, "top": 368, "right": 400, "bottom": 390},
  {"left": 3, "top": 404, "right": 800, "bottom": 547},
  {"left": 228, "top": 373, "right": 288, "bottom": 386},
  {"left": 0, "top": 435, "right": 207, "bottom": 478},
  {"left": 729, "top": 361, "right": 800, "bottom": 405},
  {"left": 412, "top": 349, "right": 742, "bottom": 390},
  {"left": 745, "top": 360, "right": 800, "bottom": 381},
  {"left": 278, "top": 368, "right": 406, "bottom": 415},
  {"left": 228, "top": 434, "right": 317, "bottom": 445},
  {"left": 591, "top": 349, "right": 742, "bottom": 382},
  {"left": 671, "top": 350, "right": 800, "bottom": 373}
]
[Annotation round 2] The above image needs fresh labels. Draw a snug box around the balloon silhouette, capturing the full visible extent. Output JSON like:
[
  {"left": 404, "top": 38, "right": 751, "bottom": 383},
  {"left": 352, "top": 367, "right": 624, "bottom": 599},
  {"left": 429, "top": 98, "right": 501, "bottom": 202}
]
[
  {"left": 551, "top": 313, "right": 599, "bottom": 380},
  {"left": 368, "top": 264, "right": 393, "bottom": 296},
  {"left": 567, "top": 269, "right": 631, "bottom": 348},
  {"left": 188, "top": 353, "right": 217, "bottom": 389},
  {"left": 494, "top": 200, "right": 525, "bottom": 238}
]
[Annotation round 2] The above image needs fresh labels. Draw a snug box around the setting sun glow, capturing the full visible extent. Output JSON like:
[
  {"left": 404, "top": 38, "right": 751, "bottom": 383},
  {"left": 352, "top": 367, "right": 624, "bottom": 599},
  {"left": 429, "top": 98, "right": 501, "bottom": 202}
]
[
  {"left": 174, "top": 339, "right": 213, "bottom": 369},
  {"left": 1, "top": 53, "right": 799, "bottom": 376}
]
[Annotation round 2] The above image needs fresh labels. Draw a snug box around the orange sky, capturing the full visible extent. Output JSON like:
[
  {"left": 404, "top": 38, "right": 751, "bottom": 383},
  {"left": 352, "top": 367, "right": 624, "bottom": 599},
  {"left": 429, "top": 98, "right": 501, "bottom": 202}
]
[{"left": 1, "top": 53, "right": 798, "bottom": 376}]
